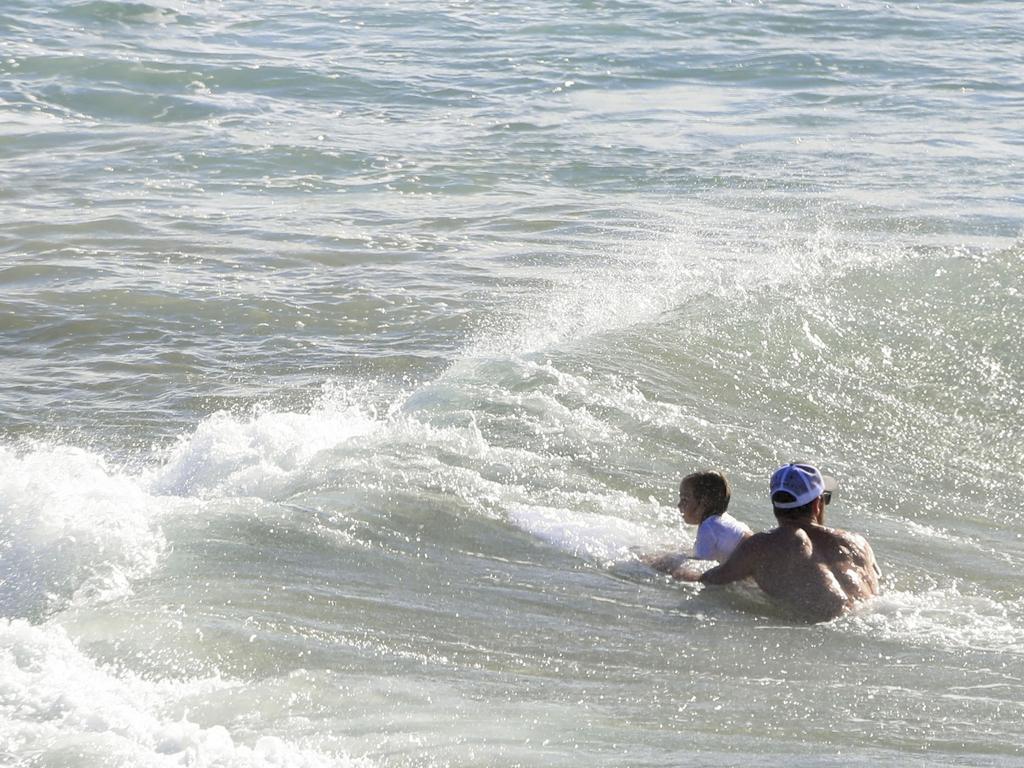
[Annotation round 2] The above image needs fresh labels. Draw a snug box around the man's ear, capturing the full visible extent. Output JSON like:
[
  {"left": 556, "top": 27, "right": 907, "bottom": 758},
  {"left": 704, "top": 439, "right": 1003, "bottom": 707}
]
[{"left": 813, "top": 496, "right": 825, "bottom": 524}]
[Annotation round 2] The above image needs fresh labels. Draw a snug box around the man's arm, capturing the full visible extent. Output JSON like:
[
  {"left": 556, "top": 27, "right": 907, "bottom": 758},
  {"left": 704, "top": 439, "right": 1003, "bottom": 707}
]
[{"left": 697, "top": 533, "right": 763, "bottom": 585}]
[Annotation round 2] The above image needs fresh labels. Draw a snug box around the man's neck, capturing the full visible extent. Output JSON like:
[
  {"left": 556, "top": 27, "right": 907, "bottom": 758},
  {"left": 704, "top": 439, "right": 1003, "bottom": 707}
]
[{"left": 776, "top": 517, "right": 819, "bottom": 531}]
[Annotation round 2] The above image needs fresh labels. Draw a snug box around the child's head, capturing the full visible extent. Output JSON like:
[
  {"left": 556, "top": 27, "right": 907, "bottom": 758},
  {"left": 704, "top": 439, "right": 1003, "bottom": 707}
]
[{"left": 678, "top": 470, "right": 731, "bottom": 525}]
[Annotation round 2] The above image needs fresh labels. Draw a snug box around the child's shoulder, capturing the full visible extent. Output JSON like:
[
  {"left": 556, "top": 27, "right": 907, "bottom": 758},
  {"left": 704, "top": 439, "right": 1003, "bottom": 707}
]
[{"left": 709, "top": 511, "right": 752, "bottom": 533}]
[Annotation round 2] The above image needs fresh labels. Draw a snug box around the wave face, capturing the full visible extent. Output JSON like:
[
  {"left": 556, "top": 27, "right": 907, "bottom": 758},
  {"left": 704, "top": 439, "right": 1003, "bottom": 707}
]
[{"left": 1, "top": 1, "right": 1022, "bottom": 766}]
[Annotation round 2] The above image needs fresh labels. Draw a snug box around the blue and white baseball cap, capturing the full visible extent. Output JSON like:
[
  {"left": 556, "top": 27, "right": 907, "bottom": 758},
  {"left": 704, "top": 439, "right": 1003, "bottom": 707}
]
[{"left": 770, "top": 463, "right": 837, "bottom": 509}]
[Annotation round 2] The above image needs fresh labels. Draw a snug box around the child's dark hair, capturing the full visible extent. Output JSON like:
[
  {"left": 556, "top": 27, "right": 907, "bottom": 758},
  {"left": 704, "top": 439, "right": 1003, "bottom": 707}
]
[{"left": 682, "top": 470, "right": 731, "bottom": 520}]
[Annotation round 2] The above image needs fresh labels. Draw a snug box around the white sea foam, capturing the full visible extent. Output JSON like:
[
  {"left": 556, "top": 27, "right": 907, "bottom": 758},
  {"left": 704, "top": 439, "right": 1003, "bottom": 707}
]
[
  {"left": 0, "top": 386, "right": 391, "bottom": 620},
  {"left": 147, "top": 394, "right": 381, "bottom": 499},
  {"left": 507, "top": 497, "right": 680, "bottom": 566},
  {"left": 846, "top": 585, "right": 1024, "bottom": 654},
  {"left": 0, "top": 619, "right": 369, "bottom": 767},
  {"left": 0, "top": 445, "right": 167, "bottom": 619}
]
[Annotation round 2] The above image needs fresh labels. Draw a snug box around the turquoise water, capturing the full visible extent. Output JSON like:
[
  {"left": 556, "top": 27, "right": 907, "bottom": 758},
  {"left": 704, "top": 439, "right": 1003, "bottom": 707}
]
[{"left": 1, "top": 1, "right": 1022, "bottom": 766}]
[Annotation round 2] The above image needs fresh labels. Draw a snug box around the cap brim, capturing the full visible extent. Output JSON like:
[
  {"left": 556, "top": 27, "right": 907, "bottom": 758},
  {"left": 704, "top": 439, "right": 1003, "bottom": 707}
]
[{"left": 821, "top": 475, "right": 838, "bottom": 492}]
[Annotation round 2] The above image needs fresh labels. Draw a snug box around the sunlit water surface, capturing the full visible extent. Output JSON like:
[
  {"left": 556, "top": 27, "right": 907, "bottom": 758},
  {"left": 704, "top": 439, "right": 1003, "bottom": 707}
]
[{"left": 1, "top": 1, "right": 1022, "bottom": 766}]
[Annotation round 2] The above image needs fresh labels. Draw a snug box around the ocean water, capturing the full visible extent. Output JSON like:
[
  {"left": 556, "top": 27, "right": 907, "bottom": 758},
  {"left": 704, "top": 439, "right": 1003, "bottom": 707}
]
[{"left": 1, "top": 0, "right": 1022, "bottom": 765}]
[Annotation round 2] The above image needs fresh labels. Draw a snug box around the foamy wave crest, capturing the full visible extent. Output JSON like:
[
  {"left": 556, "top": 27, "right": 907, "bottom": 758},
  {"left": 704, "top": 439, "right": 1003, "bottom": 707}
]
[
  {"left": 846, "top": 585, "right": 1024, "bottom": 653},
  {"left": 0, "top": 445, "right": 167, "bottom": 619},
  {"left": 0, "top": 619, "right": 369, "bottom": 767},
  {"left": 507, "top": 496, "right": 676, "bottom": 566},
  {"left": 471, "top": 224, "right": 699, "bottom": 358},
  {"left": 469, "top": 215, "right": 899, "bottom": 360},
  {"left": 147, "top": 395, "right": 381, "bottom": 499}
]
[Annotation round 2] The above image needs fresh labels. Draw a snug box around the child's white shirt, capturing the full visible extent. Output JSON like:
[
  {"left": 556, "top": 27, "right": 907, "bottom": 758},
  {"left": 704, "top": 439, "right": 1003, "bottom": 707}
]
[{"left": 694, "top": 513, "right": 752, "bottom": 562}]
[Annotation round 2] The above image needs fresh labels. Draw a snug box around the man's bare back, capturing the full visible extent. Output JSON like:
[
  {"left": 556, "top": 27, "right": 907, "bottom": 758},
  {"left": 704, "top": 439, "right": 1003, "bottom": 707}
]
[{"left": 698, "top": 522, "right": 879, "bottom": 622}]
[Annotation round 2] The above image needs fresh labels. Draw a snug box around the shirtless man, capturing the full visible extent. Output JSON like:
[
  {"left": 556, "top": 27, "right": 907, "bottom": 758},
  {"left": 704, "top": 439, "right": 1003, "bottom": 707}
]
[{"left": 679, "top": 463, "right": 880, "bottom": 622}]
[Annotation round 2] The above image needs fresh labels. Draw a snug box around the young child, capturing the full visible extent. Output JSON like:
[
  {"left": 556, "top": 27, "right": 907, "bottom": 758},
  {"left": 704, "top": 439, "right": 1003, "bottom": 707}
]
[
  {"left": 680, "top": 470, "right": 751, "bottom": 563},
  {"left": 646, "top": 470, "right": 752, "bottom": 575}
]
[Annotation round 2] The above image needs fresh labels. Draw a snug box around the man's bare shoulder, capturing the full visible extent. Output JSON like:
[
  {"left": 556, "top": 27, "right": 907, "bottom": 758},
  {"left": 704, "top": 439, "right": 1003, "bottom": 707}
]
[
  {"left": 809, "top": 526, "right": 879, "bottom": 576},
  {"left": 756, "top": 526, "right": 814, "bottom": 552},
  {"left": 815, "top": 526, "right": 873, "bottom": 555}
]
